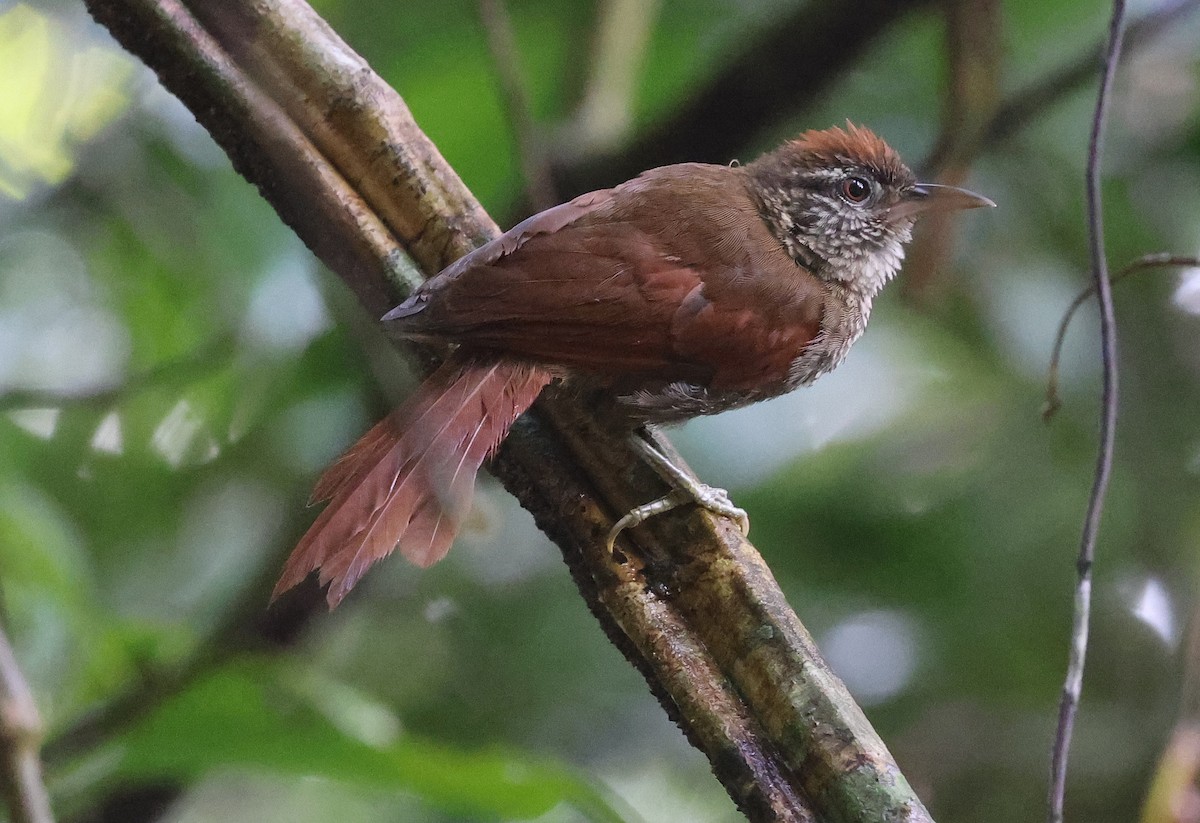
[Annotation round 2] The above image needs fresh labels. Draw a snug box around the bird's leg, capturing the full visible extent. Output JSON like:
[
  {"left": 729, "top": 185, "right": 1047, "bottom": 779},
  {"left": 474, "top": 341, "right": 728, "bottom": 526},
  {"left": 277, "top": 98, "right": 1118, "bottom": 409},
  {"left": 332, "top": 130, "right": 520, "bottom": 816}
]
[{"left": 606, "top": 432, "right": 750, "bottom": 551}]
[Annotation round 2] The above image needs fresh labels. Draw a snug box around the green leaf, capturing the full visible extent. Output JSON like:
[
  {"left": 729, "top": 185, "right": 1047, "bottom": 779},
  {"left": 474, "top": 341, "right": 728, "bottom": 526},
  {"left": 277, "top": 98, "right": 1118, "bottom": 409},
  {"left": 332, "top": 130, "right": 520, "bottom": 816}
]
[{"left": 97, "top": 659, "right": 630, "bottom": 822}]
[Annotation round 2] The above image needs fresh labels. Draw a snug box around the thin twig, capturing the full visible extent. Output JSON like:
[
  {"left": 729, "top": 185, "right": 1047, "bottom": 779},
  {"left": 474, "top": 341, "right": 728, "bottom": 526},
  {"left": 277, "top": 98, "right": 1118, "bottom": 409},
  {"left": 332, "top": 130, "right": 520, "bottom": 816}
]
[
  {"left": 1044, "top": 254, "right": 1200, "bottom": 421},
  {"left": 0, "top": 612, "right": 56, "bottom": 823},
  {"left": 477, "top": 0, "right": 557, "bottom": 213},
  {"left": 1047, "top": 2, "right": 1127, "bottom": 821}
]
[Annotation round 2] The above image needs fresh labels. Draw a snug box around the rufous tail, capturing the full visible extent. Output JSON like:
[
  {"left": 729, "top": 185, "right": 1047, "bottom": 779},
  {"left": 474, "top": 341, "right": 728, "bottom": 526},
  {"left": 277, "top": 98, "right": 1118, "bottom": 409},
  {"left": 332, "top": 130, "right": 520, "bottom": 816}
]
[{"left": 273, "top": 356, "right": 552, "bottom": 607}]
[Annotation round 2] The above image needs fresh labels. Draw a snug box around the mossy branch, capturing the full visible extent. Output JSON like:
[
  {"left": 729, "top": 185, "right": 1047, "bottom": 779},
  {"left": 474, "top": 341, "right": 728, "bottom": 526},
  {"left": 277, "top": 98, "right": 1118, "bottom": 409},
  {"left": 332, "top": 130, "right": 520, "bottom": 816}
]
[{"left": 81, "top": 1, "right": 933, "bottom": 819}]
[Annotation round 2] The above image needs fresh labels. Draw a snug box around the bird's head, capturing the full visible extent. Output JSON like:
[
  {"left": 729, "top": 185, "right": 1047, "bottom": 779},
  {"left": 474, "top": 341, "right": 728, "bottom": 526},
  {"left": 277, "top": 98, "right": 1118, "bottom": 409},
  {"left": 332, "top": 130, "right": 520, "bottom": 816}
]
[{"left": 747, "top": 123, "right": 994, "bottom": 297}]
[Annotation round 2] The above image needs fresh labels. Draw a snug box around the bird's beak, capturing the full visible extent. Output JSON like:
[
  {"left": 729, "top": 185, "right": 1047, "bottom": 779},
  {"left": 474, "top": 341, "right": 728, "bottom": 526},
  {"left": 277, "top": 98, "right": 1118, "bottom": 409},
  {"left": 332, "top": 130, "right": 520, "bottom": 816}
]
[{"left": 891, "top": 183, "right": 996, "bottom": 220}]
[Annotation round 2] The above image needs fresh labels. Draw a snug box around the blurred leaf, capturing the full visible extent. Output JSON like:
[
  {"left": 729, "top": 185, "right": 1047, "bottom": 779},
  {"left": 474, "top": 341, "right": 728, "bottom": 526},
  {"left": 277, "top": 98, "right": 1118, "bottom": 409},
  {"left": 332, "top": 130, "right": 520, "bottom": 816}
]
[
  {"left": 1139, "top": 724, "right": 1200, "bottom": 823},
  {"left": 0, "top": 3, "right": 132, "bottom": 199},
  {"left": 94, "top": 659, "right": 631, "bottom": 822},
  {"left": 0, "top": 476, "right": 142, "bottom": 721},
  {"left": 4, "top": 0, "right": 1200, "bottom": 821}
]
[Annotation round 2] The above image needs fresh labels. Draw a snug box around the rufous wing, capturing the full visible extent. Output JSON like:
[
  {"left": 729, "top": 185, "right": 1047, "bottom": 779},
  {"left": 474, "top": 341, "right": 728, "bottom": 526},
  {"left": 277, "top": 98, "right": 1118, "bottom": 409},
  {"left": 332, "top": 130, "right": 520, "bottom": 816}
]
[{"left": 388, "top": 164, "right": 826, "bottom": 392}]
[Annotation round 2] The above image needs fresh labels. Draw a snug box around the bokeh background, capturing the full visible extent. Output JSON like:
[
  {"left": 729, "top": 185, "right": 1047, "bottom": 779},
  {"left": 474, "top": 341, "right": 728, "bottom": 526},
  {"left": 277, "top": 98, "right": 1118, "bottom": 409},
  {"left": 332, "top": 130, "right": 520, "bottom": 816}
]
[{"left": 2, "top": 0, "right": 1200, "bottom": 821}]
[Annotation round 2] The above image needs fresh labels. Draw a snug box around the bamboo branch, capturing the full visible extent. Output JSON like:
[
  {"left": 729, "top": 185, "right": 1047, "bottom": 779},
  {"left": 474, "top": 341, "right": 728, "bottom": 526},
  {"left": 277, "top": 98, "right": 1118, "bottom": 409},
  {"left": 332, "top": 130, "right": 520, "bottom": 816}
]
[{"left": 81, "top": 0, "right": 933, "bottom": 819}]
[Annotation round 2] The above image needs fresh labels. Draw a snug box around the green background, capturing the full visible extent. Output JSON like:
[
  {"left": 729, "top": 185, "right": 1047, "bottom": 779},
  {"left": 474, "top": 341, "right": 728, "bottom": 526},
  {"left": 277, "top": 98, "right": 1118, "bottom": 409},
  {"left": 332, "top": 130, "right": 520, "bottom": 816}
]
[{"left": 2, "top": 0, "right": 1199, "bottom": 821}]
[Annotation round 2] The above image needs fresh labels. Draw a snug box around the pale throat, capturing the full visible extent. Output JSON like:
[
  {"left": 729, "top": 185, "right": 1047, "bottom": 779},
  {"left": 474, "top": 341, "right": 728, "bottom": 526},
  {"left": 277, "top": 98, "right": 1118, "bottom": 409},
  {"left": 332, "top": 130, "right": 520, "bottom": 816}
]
[
  {"left": 749, "top": 181, "right": 912, "bottom": 304},
  {"left": 776, "top": 215, "right": 911, "bottom": 312},
  {"left": 781, "top": 219, "right": 913, "bottom": 388},
  {"left": 836, "top": 227, "right": 910, "bottom": 303}
]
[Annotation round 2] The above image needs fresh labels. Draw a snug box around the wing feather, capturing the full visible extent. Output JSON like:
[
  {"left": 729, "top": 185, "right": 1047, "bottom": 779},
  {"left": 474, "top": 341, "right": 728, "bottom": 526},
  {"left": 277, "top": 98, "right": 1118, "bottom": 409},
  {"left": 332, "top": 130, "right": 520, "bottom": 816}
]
[{"left": 387, "top": 164, "right": 826, "bottom": 391}]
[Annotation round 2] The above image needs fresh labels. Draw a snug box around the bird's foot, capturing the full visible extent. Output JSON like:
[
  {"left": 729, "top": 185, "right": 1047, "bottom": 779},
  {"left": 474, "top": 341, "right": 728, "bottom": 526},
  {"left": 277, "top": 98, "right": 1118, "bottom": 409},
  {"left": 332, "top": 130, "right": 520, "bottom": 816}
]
[
  {"left": 605, "top": 434, "right": 750, "bottom": 552},
  {"left": 691, "top": 483, "right": 751, "bottom": 536}
]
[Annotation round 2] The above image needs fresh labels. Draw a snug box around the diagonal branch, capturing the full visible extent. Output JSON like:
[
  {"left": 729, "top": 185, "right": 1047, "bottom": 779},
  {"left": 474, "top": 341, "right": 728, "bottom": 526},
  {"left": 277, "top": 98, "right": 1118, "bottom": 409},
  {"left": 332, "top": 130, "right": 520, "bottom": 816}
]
[
  {"left": 81, "top": 0, "right": 934, "bottom": 820},
  {"left": 0, "top": 611, "right": 55, "bottom": 823},
  {"left": 555, "top": 0, "right": 935, "bottom": 195},
  {"left": 923, "top": 0, "right": 1200, "bottom": 175}
]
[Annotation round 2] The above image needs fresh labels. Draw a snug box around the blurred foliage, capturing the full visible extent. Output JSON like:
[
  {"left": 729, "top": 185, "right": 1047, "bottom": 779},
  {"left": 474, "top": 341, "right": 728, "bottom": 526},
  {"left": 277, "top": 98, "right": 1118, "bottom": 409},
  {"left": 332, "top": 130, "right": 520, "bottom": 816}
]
[
  {"left": 71, "top": 659, "right": 626, "bottom": 822},
  {"left": 1, "top": 0, "right": 1199, "bottom": 822}
]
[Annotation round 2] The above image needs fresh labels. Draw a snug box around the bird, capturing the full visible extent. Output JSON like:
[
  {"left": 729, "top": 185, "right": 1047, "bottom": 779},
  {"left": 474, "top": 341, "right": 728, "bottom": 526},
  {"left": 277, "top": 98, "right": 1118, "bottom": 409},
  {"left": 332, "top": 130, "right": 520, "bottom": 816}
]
[{"left": 273, "top": 123, "right": 994, "bottom": 607}]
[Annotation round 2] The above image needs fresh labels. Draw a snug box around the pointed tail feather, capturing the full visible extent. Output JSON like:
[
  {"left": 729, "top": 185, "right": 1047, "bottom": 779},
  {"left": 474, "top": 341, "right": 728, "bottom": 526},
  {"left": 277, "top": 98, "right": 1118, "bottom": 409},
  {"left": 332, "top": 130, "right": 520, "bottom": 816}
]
[
  {"left": 307, "top": 414, "right": 400, "bottom": 504},
  {"left": 274, "top": 357, "right": 552, "bottom": 607}
]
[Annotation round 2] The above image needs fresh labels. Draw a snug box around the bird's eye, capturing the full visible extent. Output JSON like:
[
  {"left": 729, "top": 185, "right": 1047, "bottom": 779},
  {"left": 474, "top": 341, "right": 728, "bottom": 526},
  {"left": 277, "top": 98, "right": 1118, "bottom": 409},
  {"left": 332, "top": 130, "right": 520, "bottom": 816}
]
[{"left": 840, "top": 176, "right": 872, "bottom": 204}]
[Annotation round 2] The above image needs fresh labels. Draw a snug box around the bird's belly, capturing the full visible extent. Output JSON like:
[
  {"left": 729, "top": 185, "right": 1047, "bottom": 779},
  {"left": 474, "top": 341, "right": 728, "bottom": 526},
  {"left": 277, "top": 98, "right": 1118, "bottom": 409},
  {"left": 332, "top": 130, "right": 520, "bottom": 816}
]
[
  {"left": 614, "top": 383, "right": 772, "bottom": 424},
  {"left": 614, "top": 296, "right": 868, "bottom": 424},
  {"left": 615, "top": 375, "right": 797, "bottom": 424}
]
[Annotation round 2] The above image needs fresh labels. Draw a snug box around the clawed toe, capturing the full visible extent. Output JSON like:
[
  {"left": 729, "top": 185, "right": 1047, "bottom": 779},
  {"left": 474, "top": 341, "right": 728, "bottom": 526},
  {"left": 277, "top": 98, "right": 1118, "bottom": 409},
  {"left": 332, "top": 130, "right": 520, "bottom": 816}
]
[
  {"left": 692, "top": 484, "right": 750, "bottom": 536},
  {"left": 606, "top": 483, "right": 751, "bottom": 552},
  {"left": 606, "top": 432, "right": 751, "bottom": 552},
  {"left": 606, "top": 489, "right": 691, "bottom": 552},
  {"left": 691, "top": 487, "right": 744, "bottom": 537}
]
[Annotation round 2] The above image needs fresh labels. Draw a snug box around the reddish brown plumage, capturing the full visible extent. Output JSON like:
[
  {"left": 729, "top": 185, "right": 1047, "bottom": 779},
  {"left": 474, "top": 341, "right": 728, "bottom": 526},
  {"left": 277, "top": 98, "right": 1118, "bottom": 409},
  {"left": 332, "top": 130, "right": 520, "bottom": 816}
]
[
  {"left": 787, "top": 123, "right": 907, "bottom": 181},
  {"left": 275, "top": 357, "right": 550, "bottom": 606},
  {"left": 393, "top": 163, "right": 825, "bottom": 394},
  {"left": 275, "top": 125, "right": 992, "bottom": 607}
]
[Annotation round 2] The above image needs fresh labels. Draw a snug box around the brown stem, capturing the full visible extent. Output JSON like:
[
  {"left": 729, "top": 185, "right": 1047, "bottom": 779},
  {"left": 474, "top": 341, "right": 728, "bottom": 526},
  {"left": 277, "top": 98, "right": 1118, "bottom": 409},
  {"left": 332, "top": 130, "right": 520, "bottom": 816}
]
[
  {"left": 1043, "top": 255, "right": 1200, "bottom": 421},
  {"left": 1047, "top": 2, "right": 1127, "bottom": 820},
  {"left": 903, "top": 0, "right": 1002, "bottom": 298},
  {"left": 81, "top": 0, "right": 934, "bottom": 819},
  {"left": 0, "top": 615, "right": 55, "bottom": 823}
]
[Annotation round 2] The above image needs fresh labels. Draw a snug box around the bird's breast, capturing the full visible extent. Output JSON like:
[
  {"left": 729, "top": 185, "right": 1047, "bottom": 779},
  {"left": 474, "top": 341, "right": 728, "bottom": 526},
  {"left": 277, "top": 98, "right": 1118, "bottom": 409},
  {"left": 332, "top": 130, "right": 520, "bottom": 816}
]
[
  {"left": 785, "top": 284, "right": 870, "bottom": 387},
  {"left": 616, "top": 285, "right": 870, "bottom": 424}
]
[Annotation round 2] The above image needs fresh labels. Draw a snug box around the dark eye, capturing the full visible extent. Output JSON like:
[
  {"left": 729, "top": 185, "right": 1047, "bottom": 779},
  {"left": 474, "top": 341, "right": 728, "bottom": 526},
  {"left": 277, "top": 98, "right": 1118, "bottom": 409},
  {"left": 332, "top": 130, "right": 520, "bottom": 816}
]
[{"left": 840, "top": 176, "right": 872, "bottom": 204}]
